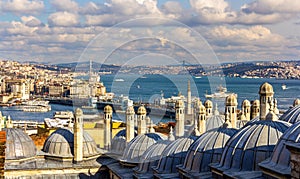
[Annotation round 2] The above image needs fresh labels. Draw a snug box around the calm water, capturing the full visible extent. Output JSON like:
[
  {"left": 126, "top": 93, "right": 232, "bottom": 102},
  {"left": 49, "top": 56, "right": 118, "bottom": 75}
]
[{"left": 1, "top": 75, "right": 300, "bottom": 123}]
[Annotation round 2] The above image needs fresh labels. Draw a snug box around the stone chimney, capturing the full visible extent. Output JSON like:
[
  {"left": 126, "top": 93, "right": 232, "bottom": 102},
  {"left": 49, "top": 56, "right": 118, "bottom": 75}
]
[
  {"left": 74, "top": 108, "right": 83, "bottom": 163},
  {"left": 126, "top": 106, "right": 135, "bottom": 142},
  {"left": 104, "top": 105, "right": 112, "bottom": 150},
  {"left": 259, "top": 82, "right": 274, "bottom": 120},
  {"left": 225, "top": 94, "right": 238, "bottom": 128},
  {"left": 137, "top": 106, "right": 147, "bottom": 135},
  {"left": 175, "top": 100, "right": 185, "bottom": 138}
]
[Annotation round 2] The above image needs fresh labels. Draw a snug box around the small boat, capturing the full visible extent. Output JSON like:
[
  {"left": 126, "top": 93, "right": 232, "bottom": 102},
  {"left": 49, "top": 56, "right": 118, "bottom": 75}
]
[
  {"left": 194, "top": 76, "right": 202, "bottom": 79},
  {"left": 282, "top": 84, "right": 287, "bottom": 90},
  {"left": 115, "top": 78, "right": 124, "bottom": 82}
]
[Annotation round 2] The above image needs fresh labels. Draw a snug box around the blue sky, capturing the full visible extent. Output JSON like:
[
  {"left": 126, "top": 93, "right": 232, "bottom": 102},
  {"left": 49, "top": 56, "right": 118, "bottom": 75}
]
[{"left": 0, "top": 0, "right": 299, "bottom": 64}]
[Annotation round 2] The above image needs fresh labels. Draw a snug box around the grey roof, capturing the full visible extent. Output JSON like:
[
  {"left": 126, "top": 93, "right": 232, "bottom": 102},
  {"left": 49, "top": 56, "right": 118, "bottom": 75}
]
[
  {"left": 153, "top": 136, "right": 196, "bottom": 174},
  {"left": 4, "top": 128, "right": 37, "bottom": 160},
  {"left": 211, "top": 120, "right": 291, "bottom": 174},
  {"left": 178, "top": 126, "right": 238, "bottom": 176},
  {"left": 110, "top": 129, "right": 137, "bottom": 156},
  {"left": 42, "top": 128, "right": 100, "bottom": 158},
  {"left": 133, "top": 140, "right": 170, "bottom": 178},
  {"left": 120, "top": 133, "right": 165, "bottom": 165},
  {"left": 206, "top": 115, "right": 225, "bottom": 131},
  {"left": 259, "top": 121, "right": 300, "bottom": 176},
  {"left": 280, "top": 105, "right": 300, "bottom": 124}
]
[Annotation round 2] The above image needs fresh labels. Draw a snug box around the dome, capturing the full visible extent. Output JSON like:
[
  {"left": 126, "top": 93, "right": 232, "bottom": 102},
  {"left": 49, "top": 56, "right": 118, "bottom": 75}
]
[
  {"left": 104, "top": 105, "right": 113, "bottom": 114},
  {"left": 259, "top": 82, "right": 274, "bottom": 95},
  {"left": 225, "top": 94, "right": 237, "bottom": 106},
  {"left": 153, "top": 136, "right": 196, "bottom": 174},
  {"left": 110, "top": 129, "right": 137, "bottom": 156},
  {"left": 178, "top": 126, "right": 238, "bottom": 176},
  {"left": 206, "top": 115, "right": 225, "bottom": 131},
  {"left": 293, "top": 99, "right": 300, "bottom": 107},
  {"left": 175, "top": 100, "right": 184, "bottom": 108},
  {"left": 75, "top": 108, "right": 83, "bottom": 116},
  {"left": 43, "top": 128, "right": 99, "bottom": 158},
  {"left": 280, "top": 105, "right": 300, "bottom": 124},
  {"left": 5, "top": 128, "right": 36, "bottom": 160},
  {"left": 120, "top": 133, "right": 165, "bottom": 165},
  {"left": 242, "top": 99, "right": 251, "bottom": 107},
  {"left": 133, "top": 141, "right": 169, "bottom": 177},
  {"left": 259, "top": 121, "right": 300, "bottom": 177},
  {"left": 126, "top": 106, "right": 135, "bottom": 114},
  {"left": 198, "top": 104, "right": 206, "bottom": 114},
  {"left": 211, "top": 120, "right": 290, "bottom": 175},
  {"left": 137, "top": 106, "right": 147, "bottom": 115},
  {"left": 204, "top": 100, "right": 213, "bottom": 108},
  {"left": 252, "top": 100, "right": 260, "bottom": 107}
]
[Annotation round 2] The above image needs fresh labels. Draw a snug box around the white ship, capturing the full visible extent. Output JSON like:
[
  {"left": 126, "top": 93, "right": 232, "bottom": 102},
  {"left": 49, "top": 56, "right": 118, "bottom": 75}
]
[
  {"left": 282, "top": 84, "right": 287, "bottom": 90},
  {"left": 19, "top": 100, "right": 51, "bottom": 112},
  {"left": 44, "top": 111, "right": 74, "bottom": 128},
  {"left": 205, "top": 85, "right": 237, "bottom": 99}
]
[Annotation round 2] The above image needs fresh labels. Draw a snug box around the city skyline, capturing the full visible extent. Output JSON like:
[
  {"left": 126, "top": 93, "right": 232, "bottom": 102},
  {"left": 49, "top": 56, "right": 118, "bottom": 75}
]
[{"left": 0, "top": 0, "right": 299, "bottom": 64}]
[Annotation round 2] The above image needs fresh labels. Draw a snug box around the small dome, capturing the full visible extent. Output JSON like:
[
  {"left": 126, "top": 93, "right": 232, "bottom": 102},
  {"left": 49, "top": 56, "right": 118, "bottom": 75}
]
[
  {"left": 153, "top": 136, "right": 196, "bottom": 174},
  {"left": 211, "top": 120, "right": 290, "bottom": 174},
  {"left": 120, "top": 133, "right": 165, "bottom": 165},
  {"left": 137, "top": 106, "right": 147, "bottom": 115},
  {"left": 175, "top": 100, "right": 184, "bottom": 108},
  {"left": 204, "top": 100, "right": 213, "bottom": 108},
  {"left": 259, "top": 82, "right": 274, "bottom": 95},
  {"left": 206, "top": 115, "right": 225, "bottom": 131},
  {"left": 104, "top": 105, "right": 113, "bottom": 114},
  {"left": 293, "top": 99, "right": 300, "bottom": 107},
  {"left": 126, "top": 106, "right": 135, "bottom": 114},
  {"left": 225, "top": 94, "right": 237, "bottom": 106},
  {"left": 280, "top": 105, "right": 300, "bottom": 124},
  {"left": 242, "top": 99, "right": 251, "bottom": 107},
  {"left": 133, "top": 141, "right": 169, "bottom": 177},
  {"left": 259, "top": 121, "right": 300, "bottom": 177},
  {"left": 43, "top": 128, "right": 99, "bottom": 158},
  {"left": 252, "top": 100, "right": 260, "bottom": 107},
  {"left": 110, "top": 129, "right": 137, "bottom": 156},
  {"left": 75, "top": 108, "right": 83, "bottom": 116},
  {"left": 5, "top": 128, "right": 36, "bottom": 160},
  {"left": 179, "top": 127, "right": 238, "bottom": 175},
  {"left": 198, "top": 104, "right": 206, "bottom": 114}
]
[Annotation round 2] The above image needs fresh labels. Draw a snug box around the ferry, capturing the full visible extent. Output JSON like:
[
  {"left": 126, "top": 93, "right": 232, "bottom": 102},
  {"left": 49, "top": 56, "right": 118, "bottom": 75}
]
[
  {"left": 44, "top": 111, "right": 74, "bottom": 128},
  {"left": 18, "top": 99, "right": 51, "bottom": 112},
  {"left": 205, "top": 85, "right": 237, "bottom": 98}
]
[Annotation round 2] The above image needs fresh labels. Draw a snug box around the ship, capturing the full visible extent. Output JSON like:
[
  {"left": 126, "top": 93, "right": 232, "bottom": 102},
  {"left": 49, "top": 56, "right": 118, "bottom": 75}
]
[
  {"left": 205, "top": 85, "right": 237, "bottom": 98},
  {"left": 17, "top": 99, "right": 51, "bottom": 112},
  {"left": 44, "top": 111, "right": 74, "bottom": 128},
  {"left": 97, "top": 94, "right": 133, "bottom": 112},
  {"left": 282, "top": 84, "right": 287, "bottom": 90}
]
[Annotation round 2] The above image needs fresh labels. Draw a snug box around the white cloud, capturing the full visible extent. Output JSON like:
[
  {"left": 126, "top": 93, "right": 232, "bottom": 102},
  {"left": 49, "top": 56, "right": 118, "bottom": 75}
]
[
  {"left": 50, "top": 0, "right": 79, "bottom": 12},
  {"left": 48, "top": 11, "right": 79, "bottom": 27},
  {"left": 1, "top": 0, "right": 44, "bottom": 14},
  {"left": 21, "top": 16, "right": 43, "bottom": 27},
  {"left": 242, "top": 0, "right": 300, "bottom": 14}
]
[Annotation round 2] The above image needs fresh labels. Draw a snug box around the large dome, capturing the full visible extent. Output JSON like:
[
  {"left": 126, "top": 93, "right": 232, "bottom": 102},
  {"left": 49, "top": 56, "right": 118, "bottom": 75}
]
[
  {"left": 280, "top": 105, "right": 300, "bottom": 124},
  {"left": 153, "top": 136, "right": 196, "bottom": 175},
  {"left": 42, "top": 128, "right": 99, "bottom": 158},
  {"left": 211, "top": 120, "right": 290, "bottom": 177},
  {"left": 206, "top": 115, "right": 225, "bottom": 131},
  {"left": 259, "top": 121, "right": 300, "bottom": 177},
  {"left": 120, "top": 133, "right": 165, "bottom": 165},
  {"left": 110, "top": 129, "right": 137, "bottom": 156},
  {"left": 133, "top": 141, "right": 169, "bottom": 178},
  {"left": 5, "top": 128, "right": 36, "bottom": 160},
  {"left": 179, "top": 126, "right": 238, "bottom": 178}
]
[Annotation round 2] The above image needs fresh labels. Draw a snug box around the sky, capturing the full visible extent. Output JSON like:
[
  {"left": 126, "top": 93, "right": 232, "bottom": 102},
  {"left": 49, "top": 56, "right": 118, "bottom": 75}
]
[{"left": 0, "top": 0, "right": 299, "bottom": 65}]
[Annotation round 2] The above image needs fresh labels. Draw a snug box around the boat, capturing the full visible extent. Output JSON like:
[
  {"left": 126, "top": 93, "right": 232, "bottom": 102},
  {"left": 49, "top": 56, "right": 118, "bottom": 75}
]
[
  {"left": 205, "top": 85, "right": 237, "bottom": 99},
  {"left": 19, "top": 99, "right": 51, "bottom": 112},
  {"left": 282, "top": 84, "right": 287, "bottom": 90},
  {"left": 44, "top": 111, "right": 74, "bottom": 128},
  {"left": 115, "top": 78, "right": 124, "bottom": 82}
]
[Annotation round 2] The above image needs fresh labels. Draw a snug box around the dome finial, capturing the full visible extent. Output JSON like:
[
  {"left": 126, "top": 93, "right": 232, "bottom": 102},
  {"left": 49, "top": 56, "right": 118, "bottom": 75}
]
[
  {"left": 168, "top": 127, "right": 175, "bottom": 141},
  {"left": 193, "top": 120, "right": 200, "bottom": 136}
]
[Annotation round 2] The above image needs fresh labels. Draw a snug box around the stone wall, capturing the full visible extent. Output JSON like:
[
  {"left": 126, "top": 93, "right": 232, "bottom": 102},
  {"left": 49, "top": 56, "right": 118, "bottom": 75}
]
[
  {"left": 286, "top": 142, "right": 300, "bottom": 179},
  {"left": 0, "top": 131, "right": 6, "bottom": 178}
]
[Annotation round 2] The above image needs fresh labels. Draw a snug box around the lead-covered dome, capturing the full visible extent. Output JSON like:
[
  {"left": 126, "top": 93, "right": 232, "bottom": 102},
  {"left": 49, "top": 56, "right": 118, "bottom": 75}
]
[
  {"left": 211, "top": 120, "right": 290, "bottom": 176},
  {"left": 259, "top": 121, "right": 300, "bottom": 177},
  {"left": 5, "top": 128, "right": 36, "bottom": 161},
  {"left": 280, "top": 105, "right": 300, "bottom": 124},
  {"left": 178, "top": 126, "right": 238, "bottom": 178},
  {"left": 133, "top": 141, "right": 169, "bottom": 178},
  {"left": 153, "top": 136, "right": 196, "bottom": 175},
  {"left": 120, "top": 133, "right": 165, "bottom": 166},
  {"left": 206, "top": 115, "right": 225, "bottom": 131},
  {"left": 110, "top": 129, "right": 137, "bottom": 156},
  {"left": 42, "top": 128, "right": 99, "bottom": 158}
]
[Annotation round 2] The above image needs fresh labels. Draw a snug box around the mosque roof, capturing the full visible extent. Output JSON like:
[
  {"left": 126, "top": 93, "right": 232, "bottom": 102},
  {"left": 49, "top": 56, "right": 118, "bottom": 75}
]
[
  {"left": 42, "top": 128, "right": 100, "bottom": 158},
  {"left": 110, "top": 129, "right": 137, "bottom": 156},
  {"left": 280, "top": 105, "right": 300, "bottom": 124},
  {"left": 259, "top": 121, "right": 300, "bottom": 176},
  {"left": 211, "top": 120, "right": 290, "bottom": 175},
  {"left": 4, "top": 128, "right": 37, "bottom": 161}
]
